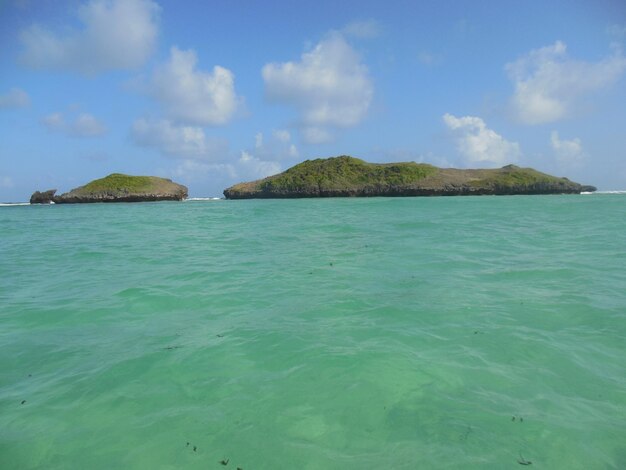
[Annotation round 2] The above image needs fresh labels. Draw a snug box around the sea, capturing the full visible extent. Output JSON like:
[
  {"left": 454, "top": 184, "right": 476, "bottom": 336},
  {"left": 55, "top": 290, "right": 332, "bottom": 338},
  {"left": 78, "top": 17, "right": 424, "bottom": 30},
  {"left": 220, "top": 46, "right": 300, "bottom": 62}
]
[{"left": 1, "top": 194, "right": 624, "bottom": 469}]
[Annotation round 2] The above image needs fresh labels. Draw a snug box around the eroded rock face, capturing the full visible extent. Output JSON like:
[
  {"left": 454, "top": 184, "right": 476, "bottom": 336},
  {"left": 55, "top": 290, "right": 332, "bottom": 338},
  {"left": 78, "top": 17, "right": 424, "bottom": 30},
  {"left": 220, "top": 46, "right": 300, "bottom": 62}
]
[
  {"left": 54, "top": 191, "right": 187, "bottom": 204},
  {"left": 30, "top": 189, "right": 57, "bottom": 204},
  {"left": 54, "top": 188, "right": 188, "bottom": 203}
]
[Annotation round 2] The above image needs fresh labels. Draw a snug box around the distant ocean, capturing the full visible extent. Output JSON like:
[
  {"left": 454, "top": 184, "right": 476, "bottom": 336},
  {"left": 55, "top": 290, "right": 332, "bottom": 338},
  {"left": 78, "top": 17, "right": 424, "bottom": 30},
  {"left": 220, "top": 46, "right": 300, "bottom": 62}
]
[{"left": 1, "top": 195, "right": 625, "bottom": 469}]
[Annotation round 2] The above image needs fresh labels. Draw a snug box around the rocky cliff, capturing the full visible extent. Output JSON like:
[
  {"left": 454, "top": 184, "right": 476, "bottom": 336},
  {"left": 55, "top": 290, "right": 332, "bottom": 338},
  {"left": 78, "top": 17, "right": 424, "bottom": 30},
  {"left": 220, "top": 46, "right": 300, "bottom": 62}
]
[
  {"left": 31, "top": 174, "right": 188, "bottom": 203},
  {"left": 224, "top": 156, "right": 596, "bottom": 199},
  {"left": 30, "top": 189, "right": 57, "bottom": 204}
]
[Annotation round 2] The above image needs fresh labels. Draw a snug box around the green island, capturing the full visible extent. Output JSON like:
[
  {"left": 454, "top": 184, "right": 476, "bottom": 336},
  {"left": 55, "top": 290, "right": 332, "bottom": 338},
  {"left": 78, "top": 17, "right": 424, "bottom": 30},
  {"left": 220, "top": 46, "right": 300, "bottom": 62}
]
[
  {"left": 30, "top": 174, "right": 188, "bottom": 204},
  {"left": 224, "top": 156, "right": 596, "bottom": 199}
]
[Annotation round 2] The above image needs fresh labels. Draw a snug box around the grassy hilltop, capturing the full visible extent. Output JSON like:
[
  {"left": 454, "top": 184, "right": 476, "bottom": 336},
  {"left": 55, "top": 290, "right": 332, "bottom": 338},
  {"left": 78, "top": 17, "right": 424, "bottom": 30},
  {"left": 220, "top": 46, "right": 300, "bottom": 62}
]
[
  {"left": 224, "top": 156, "right": 596, "bottom": 199},
  {"left": 77, "top": 174, "right": 157, "bottom": 193}
]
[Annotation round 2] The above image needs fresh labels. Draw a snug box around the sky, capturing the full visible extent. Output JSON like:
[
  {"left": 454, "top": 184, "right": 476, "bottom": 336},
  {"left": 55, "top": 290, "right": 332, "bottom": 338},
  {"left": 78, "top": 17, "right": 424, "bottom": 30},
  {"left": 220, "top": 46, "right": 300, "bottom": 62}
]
[{"left": 1, "top": 0, "right": 625, "bottom": 200}]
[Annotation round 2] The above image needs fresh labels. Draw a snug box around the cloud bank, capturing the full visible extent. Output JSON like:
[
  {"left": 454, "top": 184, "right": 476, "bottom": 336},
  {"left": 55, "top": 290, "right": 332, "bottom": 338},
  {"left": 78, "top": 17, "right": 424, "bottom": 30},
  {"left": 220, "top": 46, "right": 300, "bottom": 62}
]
[
  {"left": 506, "top": 41, "right": 626, "bottom": 124},
  {"left": 131, "top": 120, "right": 281, "bottom": 188},
  {"left": 20, "top": 0, "right": 159, "bottom": 75},
  {"left": 131, "top": 118, "right": 227, "bottom": 159},
  {"left": 443, "top": 113, "right": 521, "bottom": 166},
  {"left": 262, "top": 33, "right": 373, "bottom": 143}
]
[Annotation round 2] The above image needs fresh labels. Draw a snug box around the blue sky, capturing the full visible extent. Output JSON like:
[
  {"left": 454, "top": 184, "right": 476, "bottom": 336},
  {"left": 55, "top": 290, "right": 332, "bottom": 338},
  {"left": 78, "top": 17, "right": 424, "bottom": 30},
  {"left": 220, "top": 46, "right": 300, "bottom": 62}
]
[{"left": 1, "top": 0, "right": 625, "bottom": 200}]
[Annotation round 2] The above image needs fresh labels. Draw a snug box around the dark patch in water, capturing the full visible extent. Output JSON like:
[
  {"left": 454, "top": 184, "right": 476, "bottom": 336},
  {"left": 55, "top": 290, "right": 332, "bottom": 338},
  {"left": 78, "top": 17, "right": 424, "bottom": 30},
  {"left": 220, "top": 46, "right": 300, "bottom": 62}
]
[
  {"left": 517, "top": 452, "right": 532, "bottom": 465},
  {"left": 460, "top": 426, "right": 472, "bottom": 442}
]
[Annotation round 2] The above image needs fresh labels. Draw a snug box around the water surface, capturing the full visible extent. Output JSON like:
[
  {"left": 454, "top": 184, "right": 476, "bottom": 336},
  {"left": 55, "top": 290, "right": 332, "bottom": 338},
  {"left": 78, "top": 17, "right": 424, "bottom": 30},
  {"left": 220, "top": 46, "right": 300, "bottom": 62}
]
[{"left": 1, "top": 195, "right": 625, "bottom": 469}]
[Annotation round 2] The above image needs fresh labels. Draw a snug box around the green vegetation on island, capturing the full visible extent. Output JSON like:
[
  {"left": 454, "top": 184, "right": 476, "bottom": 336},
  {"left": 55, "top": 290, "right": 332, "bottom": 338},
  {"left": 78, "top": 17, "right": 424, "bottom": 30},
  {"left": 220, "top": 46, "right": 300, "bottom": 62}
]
[
  {"left": 260, "top": 156, "right": 438, "bottom": 192},
  {"left": 224, "top": 156, "right": 596, "bottom": 199},
  {"left": 78, "top": 174, "right": 156, "bottom": 193},
  {"left": 31, "top": 174, "right": 188, "bottom": 204}
]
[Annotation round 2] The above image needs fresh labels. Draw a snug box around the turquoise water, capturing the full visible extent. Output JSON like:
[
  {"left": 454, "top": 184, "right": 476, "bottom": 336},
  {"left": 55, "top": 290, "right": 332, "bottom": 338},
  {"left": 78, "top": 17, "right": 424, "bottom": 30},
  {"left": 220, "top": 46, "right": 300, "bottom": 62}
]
[{"left": 1, "top": 195, "right": 625, "bottom": 469}]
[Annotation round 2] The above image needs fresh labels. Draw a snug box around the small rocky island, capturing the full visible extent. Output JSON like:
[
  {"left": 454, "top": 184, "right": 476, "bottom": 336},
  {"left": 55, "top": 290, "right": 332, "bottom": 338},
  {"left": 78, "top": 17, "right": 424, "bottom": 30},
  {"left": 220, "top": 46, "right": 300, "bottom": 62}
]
[
  {"left": 31, "top": 173, "right": 188, "bottom": 204},
  {"left": 224, "top": 156, "right": 596, "bottom": 199}
]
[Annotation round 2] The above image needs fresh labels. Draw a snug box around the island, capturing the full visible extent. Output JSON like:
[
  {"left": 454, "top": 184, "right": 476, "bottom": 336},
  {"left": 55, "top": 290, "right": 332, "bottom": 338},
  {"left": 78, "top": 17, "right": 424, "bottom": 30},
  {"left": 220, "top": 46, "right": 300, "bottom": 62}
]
[
  {"left": 223, "top": 156, "right": 596, "bottom": 199},
  {"left": 30, "top": 173, "right": 188, "bottom": 204}
]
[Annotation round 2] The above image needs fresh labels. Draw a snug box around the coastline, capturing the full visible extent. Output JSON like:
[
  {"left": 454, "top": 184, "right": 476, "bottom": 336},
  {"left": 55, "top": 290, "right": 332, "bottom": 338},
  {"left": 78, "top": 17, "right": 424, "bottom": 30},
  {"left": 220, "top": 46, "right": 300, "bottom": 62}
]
[{"left": 5, "top": 190, "right": 626, "bottom": 206}]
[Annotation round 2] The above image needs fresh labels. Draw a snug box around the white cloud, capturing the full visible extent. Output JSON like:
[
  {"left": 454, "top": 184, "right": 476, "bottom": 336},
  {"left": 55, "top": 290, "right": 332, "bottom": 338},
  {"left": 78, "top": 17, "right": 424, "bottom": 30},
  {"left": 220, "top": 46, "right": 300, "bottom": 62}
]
[
  {"left": 0, "top": 176, "right": 14, "bottom": 189},
  {"left": 550, "top": 131, "right": 585, "bottom": 167},
  {"left": 255, "top": 132, "right": 264, "bottom": 149},
  {"left": 41, "top": 112, "right": 106, "bottom": 137},
  {"left": 41, "top": 113, "right": 65, "bottom": 131},
  {"left": 150, "top": 47, "right": 241, "bottom": 126},
  {"left": 273, "top": 129, "right": 291, "bottom": 143},
  {"left": 342, "top": 19, "right": 381, "bottom": 39},
  {"left": 417, "top": 51, "right": 443, "bottom": 67},
  {"left": 443, "top": 113, "right": 521, "bottom": 167},
  {"left": 288, "top": 144, "right": 299, "bottom": 158},
  {"left": 301, "top": 126, "right": 333, "bottom": 144},
  {"left": 0, "top": 88, "right": 30, "bottom": 109},
  {"left": 262, "top": 33, "right": 373, "bottom": 143},
  {"left": 248, "top": 129, "right": 299, "bottom": 161},
  {"left": 20, "top": 0, "right": 159, "bottom": 75},
  {"left": 172, "top": 159, "right": 236, "bottom": 181},
  {"left": 506, "top": 41, "right": 626, "bottom": 124},
  {"left": 238, "top": 151, "right": 281, "bottom": 180},
  {"left": 131, "top": 118, "right": 228, "bottom": 159},
  {"left": 73, "top": 113, "right": 107, "bottom": 136},
  {"left": 607, "top": 24, "right": 626, "bottom": 39}
]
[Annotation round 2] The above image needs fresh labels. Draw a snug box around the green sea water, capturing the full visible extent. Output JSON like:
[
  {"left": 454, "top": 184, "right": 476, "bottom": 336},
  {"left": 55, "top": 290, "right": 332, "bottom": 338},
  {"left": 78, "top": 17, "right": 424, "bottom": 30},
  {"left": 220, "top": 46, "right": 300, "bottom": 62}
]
[{"left": 1, "top": 195, "right": 625, "bottom": 469}]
